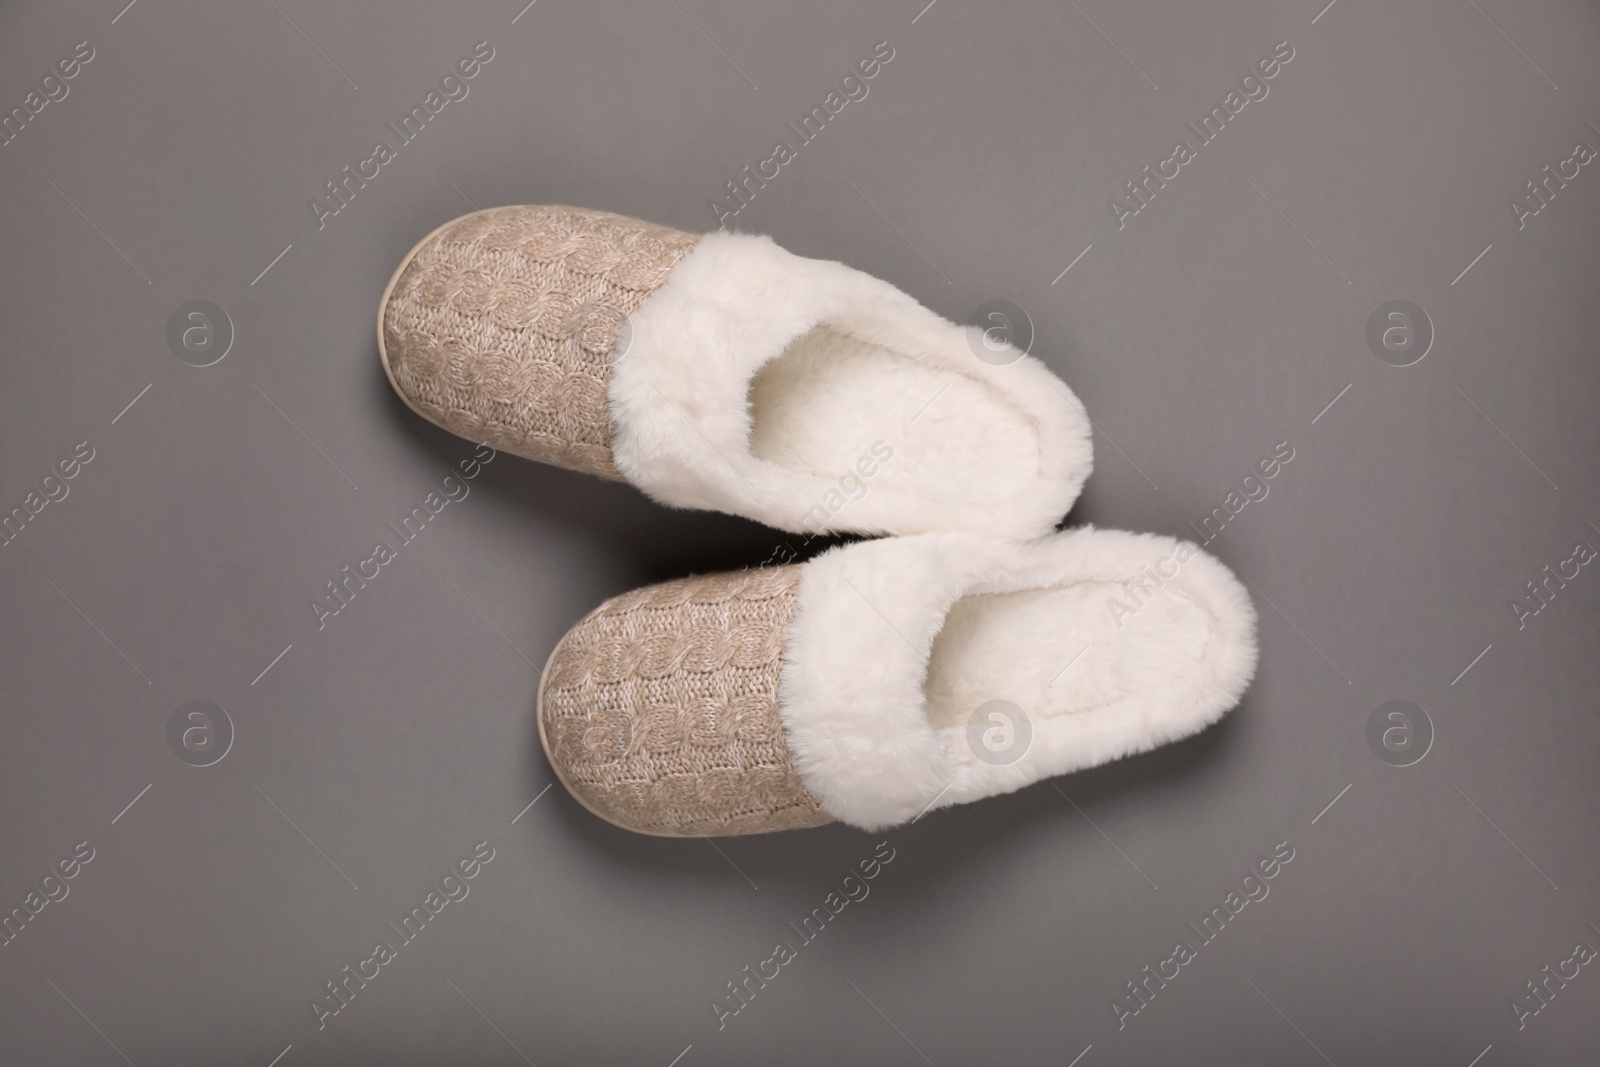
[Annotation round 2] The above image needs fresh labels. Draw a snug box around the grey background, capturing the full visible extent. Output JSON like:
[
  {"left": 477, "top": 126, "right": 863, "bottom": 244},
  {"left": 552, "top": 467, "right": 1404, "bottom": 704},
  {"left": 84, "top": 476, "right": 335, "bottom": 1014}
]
[{"left": 2, "top": 0, "right": 1598, "bottom": 1063}]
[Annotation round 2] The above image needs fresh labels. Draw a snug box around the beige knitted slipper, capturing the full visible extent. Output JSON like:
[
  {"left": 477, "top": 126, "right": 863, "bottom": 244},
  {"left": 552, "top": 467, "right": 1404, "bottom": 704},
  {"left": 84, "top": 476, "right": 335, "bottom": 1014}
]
[
  {"left": 537, "top": 528, "right": 1258, "bottom": 836},
  {"left": 379, "top": 205, "right": 1093, "bottom": 539}
]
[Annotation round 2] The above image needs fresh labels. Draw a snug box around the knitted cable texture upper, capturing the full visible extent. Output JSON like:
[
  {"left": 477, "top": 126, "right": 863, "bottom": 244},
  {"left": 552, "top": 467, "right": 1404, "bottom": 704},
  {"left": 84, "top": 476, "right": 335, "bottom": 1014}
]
[
  {"left": 541, "top": 565, "right": 833, "bottom": 836},
  {"left": 382, "top": 204, "right": 700, "bottom": 478}
]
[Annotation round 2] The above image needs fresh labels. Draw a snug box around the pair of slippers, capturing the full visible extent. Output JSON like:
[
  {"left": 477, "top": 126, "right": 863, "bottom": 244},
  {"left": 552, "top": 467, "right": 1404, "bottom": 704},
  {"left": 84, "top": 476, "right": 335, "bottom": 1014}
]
[{"left": 376, "top": 205, "right": 1258, "bottom": 837}]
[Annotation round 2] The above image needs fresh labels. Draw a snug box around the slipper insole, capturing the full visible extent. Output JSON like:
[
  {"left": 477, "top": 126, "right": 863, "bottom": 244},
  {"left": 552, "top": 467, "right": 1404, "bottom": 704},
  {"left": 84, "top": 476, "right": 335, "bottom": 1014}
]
[
  {"left": 747, "top": 325, "right": 1042, "bottom": 506},
  {"left": 922, "top": 581, "right": 1213, "bottom": 731}
]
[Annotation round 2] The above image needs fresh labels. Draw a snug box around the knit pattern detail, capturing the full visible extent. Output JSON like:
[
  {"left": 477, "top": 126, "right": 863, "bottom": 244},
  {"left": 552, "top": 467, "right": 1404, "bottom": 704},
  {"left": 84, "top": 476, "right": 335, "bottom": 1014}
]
[
  {"left": 540, "top": 566, "right": 833, "bottom": 836},
  {"left": 382, "top": 205, "right": 700, "bottom": 479}
]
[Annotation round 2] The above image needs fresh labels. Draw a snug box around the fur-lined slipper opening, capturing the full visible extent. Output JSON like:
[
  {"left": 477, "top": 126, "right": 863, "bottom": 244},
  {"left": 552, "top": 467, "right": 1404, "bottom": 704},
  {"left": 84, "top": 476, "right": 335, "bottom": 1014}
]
[{"left": 610, "top": 232, "right": 1093, "bottom": 538}]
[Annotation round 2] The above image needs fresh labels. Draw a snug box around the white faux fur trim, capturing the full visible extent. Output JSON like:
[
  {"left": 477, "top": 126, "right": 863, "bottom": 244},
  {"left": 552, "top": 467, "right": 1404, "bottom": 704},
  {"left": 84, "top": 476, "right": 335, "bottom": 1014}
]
[
  {"left": 608, "top": 231, "right": 1092, "bottom": 538},
  {"left": 777, "top": 529, "right": 1258, "bottom": 831}
]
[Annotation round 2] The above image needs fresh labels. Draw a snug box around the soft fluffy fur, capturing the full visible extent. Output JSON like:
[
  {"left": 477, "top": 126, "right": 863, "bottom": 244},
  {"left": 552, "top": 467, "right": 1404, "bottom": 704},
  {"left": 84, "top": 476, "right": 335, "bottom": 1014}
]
[
  {"left": 777, "top": 529, "right": 1259, "bottom": 831},
  {"left": 608, "top": 231, "right": 1093, "bottom": 538}
]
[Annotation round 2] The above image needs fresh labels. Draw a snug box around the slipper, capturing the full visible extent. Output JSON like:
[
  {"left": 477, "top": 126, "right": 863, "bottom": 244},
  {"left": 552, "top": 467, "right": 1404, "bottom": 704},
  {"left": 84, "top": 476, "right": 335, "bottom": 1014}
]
[
  {"left": 379, "top": 205, "right": 1093, "bottom": 538},
  {"left": 537, "top": 528, "right": 1257, "bottom": 836}
]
